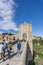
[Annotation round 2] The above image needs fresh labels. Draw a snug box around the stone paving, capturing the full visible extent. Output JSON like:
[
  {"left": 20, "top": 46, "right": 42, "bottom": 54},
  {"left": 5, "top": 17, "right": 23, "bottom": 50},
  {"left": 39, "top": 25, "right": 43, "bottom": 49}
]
[
  {"left": 37, "top": 60, "right": 43, "bottom": 65},
  {"left": 0, "top": 42, "right": 26, "bottom": 65}
]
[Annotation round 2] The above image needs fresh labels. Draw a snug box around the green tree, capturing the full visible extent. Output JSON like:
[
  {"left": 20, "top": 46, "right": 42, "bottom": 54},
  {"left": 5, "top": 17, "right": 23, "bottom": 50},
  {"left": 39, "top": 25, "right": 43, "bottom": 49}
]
[
  {"left": 32, "top": 39, "right": 38, "bottom": 45},
  {"left": 38, "top": 38, "right": 43, "bottom": 45}
]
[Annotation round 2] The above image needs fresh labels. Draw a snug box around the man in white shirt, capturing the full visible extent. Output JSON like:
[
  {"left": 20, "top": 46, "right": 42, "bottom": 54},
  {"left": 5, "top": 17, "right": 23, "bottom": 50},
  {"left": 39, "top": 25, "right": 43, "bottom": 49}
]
[{"left": 0, "top": 43, "right": 3, "bottom": 53}]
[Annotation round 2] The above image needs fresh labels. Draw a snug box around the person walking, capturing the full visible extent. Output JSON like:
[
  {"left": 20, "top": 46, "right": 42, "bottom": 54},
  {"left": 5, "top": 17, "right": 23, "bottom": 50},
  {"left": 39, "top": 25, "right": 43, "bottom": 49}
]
[
  {"left": 0, "top": 43, "right": 5, "bottom": 61},
  {"left": 7, "top": 41, "right": 12, "bottom": 59},
  {"left": 2, "top": 39, "right": 7, "bottom": 57},
  {"left": 17, "top": 40, "right": 21, "bottom": 56}
]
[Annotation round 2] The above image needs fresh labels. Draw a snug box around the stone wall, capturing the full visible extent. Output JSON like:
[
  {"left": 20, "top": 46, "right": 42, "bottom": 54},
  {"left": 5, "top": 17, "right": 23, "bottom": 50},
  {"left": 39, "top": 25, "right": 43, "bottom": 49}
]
[{"left": 19, "top": 23, "right": 33, "bottom": 56}]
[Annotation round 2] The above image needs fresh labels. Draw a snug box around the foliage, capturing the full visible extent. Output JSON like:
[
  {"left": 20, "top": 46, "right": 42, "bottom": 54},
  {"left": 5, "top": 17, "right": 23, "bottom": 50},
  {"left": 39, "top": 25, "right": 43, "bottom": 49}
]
[
  {"left": 33, "top": 37, "right": 43, "bottom": 45},
  {"left": 38, "top": 38, "right": 43, "bottom": 45},
  {"left": 32, "top": 39, "right": 38, "bottom": 45},
  {"left": 2, "top": 32, "right": 14, "bottom": 35},
  {"left": 34, "top": 52, "right": 43, "bottom": 59},
  {"left": 33, "top": 45, "right": 43, "bottom": 52},
  {"left": 8, "top": 32, "right": 14, "bottom": 35},
  {"left": 28, "top": 60, "right": 38, "bottom": 65}
]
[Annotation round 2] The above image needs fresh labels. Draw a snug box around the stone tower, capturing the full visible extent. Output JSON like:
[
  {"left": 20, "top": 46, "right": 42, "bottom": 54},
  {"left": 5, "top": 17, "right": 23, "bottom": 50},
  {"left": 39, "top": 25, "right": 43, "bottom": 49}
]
[{"left": 19, "top": 22, "right": 33, "bottom": 55}]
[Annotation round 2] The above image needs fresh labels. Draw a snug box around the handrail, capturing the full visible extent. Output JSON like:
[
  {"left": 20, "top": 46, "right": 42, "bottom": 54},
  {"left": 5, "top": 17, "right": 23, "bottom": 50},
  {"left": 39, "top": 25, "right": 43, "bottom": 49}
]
[{"left": 19, "top": 42, "right": 27, "bottom": 65}]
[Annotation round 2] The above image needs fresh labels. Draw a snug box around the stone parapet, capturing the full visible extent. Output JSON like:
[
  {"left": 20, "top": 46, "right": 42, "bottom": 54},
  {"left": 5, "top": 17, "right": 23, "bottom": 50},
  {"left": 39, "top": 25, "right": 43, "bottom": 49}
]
[{"left": 19, "top": 42, "right": 27, "bottom": 65}]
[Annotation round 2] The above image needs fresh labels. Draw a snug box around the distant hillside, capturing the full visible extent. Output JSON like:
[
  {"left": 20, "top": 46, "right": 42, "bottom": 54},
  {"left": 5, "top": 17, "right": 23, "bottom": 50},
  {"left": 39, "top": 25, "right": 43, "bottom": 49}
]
[
  {"left": 2, "top": 32, "right": 15, "bottom": 35},
  {"left": 33, "top": 35, "right": 43, "bottom": 40},
  {"left": 33, "top": 35, "right": 43, "bottom": 45}
]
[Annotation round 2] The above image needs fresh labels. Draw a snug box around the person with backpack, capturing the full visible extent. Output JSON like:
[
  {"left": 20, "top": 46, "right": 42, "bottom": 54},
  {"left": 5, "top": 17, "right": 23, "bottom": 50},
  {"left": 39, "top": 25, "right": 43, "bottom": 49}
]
[
  {"left": 2, "top": 39, "right": 7, "bottom": 57},
  {"left": 17, "top": 40, "right": 21, "bottom": 56}
]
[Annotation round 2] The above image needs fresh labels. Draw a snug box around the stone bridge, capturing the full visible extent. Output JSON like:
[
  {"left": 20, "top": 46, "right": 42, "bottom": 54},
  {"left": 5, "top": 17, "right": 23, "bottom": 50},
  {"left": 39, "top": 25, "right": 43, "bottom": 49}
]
[{"left": 0, "top": 41, "right": 33, "bottom": 65}]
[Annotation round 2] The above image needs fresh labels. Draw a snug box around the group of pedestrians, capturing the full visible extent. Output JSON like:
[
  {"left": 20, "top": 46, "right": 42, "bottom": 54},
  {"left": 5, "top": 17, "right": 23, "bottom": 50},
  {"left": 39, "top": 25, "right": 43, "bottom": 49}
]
[
  {"left": 0, "top": 39, "right": 12, "bottom": 61},
  {"left": 0, "top": 38, "right": 27, "bottom": 62},
  {"left": 0, "top": 39, "right": 22, "bottom": 62}
]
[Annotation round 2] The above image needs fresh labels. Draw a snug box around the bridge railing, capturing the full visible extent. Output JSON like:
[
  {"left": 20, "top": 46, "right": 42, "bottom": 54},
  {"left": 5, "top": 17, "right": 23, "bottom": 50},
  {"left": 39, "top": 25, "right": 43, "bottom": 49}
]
[{"left": 19, "top": 42, "right": 28, "bottom": 65}]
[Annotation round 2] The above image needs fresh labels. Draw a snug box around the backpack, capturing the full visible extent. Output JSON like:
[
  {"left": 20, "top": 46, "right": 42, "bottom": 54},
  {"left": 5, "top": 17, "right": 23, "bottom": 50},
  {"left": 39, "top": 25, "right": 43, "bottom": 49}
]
[
  {"left": 2, "top": 42, "right": 7, "bottom": 50},
  {"left": 17, "top": 43, "right": 21, "bottom": 49}
]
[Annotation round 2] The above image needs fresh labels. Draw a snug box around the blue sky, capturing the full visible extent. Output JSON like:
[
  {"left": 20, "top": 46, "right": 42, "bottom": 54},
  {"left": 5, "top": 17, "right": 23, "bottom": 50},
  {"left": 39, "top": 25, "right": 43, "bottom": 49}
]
[
  {"left": 14, "top": 0, "right": 43, "bottom": 37},
  {"left": 0, "top": 0, "right": 43, "bottom": 37}
]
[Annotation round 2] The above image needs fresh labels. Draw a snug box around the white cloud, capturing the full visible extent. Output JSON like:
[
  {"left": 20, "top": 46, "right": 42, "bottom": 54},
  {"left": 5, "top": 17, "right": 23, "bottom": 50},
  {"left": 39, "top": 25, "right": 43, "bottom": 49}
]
[
  {"left": 0, "top": 0, "right": 18, "bottom": 32},
  {"left": 0, "top": 21, "right": 18, "bottom": 31}
]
